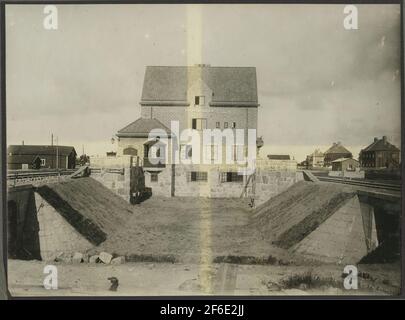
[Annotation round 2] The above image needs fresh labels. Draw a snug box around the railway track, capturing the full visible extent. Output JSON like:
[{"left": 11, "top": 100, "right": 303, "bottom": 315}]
[{"left": 317, "top": 176, "right": 401, "bottom": 192}]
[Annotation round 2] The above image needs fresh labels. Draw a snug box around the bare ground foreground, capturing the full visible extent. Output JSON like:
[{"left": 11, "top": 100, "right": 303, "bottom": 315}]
[
  {"left": 8, "top": 179, "right": 401, "bottom": 296},
  {"left": 8, "top": 260, "right": 400, "bottom": 296}
]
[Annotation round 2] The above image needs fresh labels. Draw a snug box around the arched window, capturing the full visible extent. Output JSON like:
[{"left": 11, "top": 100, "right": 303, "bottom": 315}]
[{"left": 123, "top": 147, "right": 138, "bottom": 156}]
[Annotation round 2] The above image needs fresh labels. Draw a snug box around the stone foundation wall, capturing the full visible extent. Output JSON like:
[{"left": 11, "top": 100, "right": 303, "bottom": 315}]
[
  {"left": 144, "top": 162, "right": 303, "bottom": 201},
  {"left": 254, "top": 170, "right": 304, "bottom": 205},
  {"left": 91, "top": 169, "right": 131, "bottom": 202},
  {"left": 144, "top": 167, "right": 173, "bottom": 197}
]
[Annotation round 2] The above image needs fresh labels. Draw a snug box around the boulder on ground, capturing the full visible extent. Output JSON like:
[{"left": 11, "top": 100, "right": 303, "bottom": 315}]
[
  {"left": 72, "top": 252, "right": 84, "bottom": 264},
  {"left": 111, "top": 256, "right": 126, "bottom": 265},
  {"left": 99, "top": 252, "right": 113, "bottom": 264},
  {"left": 82, "top": 253, "right": 90, "bottom": 263},
  {"left": 55, "top": 252, "right": 72, "bottom": 263},
  {"left": 89, "top": 255, "right": 100, "bottom": 263}
]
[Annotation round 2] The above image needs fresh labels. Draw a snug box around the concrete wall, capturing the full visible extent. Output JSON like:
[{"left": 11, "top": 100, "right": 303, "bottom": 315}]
[
  {"left": 34, "top": 193, "right": 93, "bottom": 261},
  {"left": 144, "top": 167, "right": 173, "bottom": 197},
  {"left": 291, "top": 195, "right": 375, "bottom": 264},
  {"left": 328, "top": 170, "right": 365, "bottom": 179}
]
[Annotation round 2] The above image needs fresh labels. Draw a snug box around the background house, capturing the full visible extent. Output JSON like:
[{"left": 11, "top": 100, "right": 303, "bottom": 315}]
[
  {"left": 8, "top": 145, "right": 77, "bottom": 170},
  {"left": 323, "top": 142, "right": 352, "bottom": 167},
  {"left": 359, "top": 136, "right": 400, "bottom": 169},
  {"left": 306, "top": 149, "right": 324, "bottom": 168}
]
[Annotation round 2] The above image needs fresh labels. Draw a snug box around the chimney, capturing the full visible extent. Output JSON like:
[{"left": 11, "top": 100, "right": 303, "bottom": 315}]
[
  {"left": 374, "top": 137, "right": 378, "bottom": 142},
  {"left": 383, "top": 136, "right": 387, "bottom": 144},
  {"left": 22, "top": 140, "right": 24, "bottom": 146}
]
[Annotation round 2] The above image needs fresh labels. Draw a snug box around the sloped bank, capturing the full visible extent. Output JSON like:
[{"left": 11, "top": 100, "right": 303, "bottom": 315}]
[
  {"left": 250, "top": 181, "right": 375, "bottom": 264},
  {"left": 32, "top": 178, "right": 135, "bottom": 260}
]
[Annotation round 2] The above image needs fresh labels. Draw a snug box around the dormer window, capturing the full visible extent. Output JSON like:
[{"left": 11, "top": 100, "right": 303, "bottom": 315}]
[{"left": 195, "top": 96, "right": 205, "bottom": 106}]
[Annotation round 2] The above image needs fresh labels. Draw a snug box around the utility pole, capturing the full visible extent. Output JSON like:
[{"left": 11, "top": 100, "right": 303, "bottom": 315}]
[{"left": 56, "top": 136, "right": 59, "bottom": 170}]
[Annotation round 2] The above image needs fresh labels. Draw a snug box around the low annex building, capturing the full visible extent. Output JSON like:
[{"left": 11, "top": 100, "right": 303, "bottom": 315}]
[
  {"left": 8, "top": 145, "right": 77, "bottom": 170},
  {"left": 331, "top": 158, "right": 360, "bottom": 172}
]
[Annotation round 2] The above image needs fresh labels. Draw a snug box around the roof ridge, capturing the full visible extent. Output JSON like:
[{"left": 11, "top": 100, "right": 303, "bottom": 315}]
[{"left": 145, "top": 65, "right": 256, "bottom": 68}]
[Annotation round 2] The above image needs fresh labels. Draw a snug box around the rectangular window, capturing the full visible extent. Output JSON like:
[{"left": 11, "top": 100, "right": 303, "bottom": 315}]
[
  {"left": 150, "top": 173, "right": 158, "bottom": 182},
  {"left": 180, "top": 144, "right": 193, "bottom": 160},
  {"left": 41, "top": 159, "right": 46, "bottom": 166},
  {"left": 220, "top": 172, "right": 243, "bottom": 183},
  {"left": 204, "top": 145, "right": 218, "bottom": 162},
  {"left": 231, "top": 122, "right": 236, "bottom": 129},
  {"left": 232, "top": 145, "right": 245, "bottom": 161},
  {"left": 224, "top": 122, "right": 228, "bottom": 129},
  {"left": 190, "top": 171, "right": 208, "bottom": 182},
  {"left": 216, "top": 122, "right": 220, "bottom": 129},
  {"left": 195, "top": 96, "right": 205, "bottom": 106},
  {"left": 192, "top": 118, "right": 207, "bottom": 130}
]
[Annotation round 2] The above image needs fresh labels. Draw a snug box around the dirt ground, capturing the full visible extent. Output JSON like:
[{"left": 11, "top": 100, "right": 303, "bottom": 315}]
[
  {"left": 8, "top": 260, "right": 400, "bottom": 297},
  {"left": 94, "top": 195, "right": 292, "bottom": 264}
]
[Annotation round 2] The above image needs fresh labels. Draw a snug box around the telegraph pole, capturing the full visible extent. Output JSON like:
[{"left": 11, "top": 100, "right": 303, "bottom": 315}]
[{"left": 56, "top": 136, "right": 59, "bottom": 170}]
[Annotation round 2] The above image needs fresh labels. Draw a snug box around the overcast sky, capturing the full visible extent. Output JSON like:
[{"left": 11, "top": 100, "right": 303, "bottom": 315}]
[{"left": 6, "top": 4, "right": 401, "bottom": 161}]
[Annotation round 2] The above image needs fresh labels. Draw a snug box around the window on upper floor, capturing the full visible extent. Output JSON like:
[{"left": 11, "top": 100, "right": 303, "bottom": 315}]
[
  {"left": 180, "top": 144, "right": 193, "bottom": 160},
  {"left": 224, "top": 122, "right": 229, "bottom": 129},
  {"left": 232, "top": 145, "right": 245, "bottom": 162},
  {"left": 195, "top": 96, "right": 205, "bottom": 106},
  {"left": 204, "top": 145, "right": 219, "bottom": 162},
  {"left": 231, "top": 122, "right": 236, "bottom": 129},
  {"left": 192, "top": 118, "right": 207, "bottom": 130},
  {"left": 215, "top": 122, "right": 220, "bottom": 129}
]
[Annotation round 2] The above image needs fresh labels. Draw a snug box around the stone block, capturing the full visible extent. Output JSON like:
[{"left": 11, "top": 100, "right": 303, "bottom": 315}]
[
  {"left": 72, "top": 252, "right": 84, "bottom": 264},
  {"left": 111, "top": 256, "right": 126, "bottom": 265},
  {"left": 99, "top": 252, "right": 113, "bottom": 264},
  {"left": 82, "top": 253, "right": 90, "bottom": 263},
  {"left": 89, "top": 255, "right": 100, "bottom": 263}
]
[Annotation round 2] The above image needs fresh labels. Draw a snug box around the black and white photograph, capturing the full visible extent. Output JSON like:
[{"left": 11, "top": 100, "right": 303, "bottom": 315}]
[{"left": 1, "top": 2, "right": 403, "bottom": 298}]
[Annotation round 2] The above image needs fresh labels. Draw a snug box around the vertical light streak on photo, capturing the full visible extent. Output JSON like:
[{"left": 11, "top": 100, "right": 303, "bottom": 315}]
[{"left": 186, "top": 4, "right": 213, "bottom": 294}]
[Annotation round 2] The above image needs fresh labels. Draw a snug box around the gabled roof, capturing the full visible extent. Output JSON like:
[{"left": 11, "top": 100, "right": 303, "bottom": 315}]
[
  {"left": 117, "top": 118, "right": 171, "bottom": 138},
  {"left": 267, "top": 155, "right": 291, "bottom": 160},
  {"left": 324, "top": 143, "right": 352, "bottom": 155},
  {"left": 332, "top": 158, "right": 359, "bottom": 163},
  {"left": 362, "top": 138, "right": 400, "bottom": 152},
  {"left": 140, "top": 65, "right": 258, "bottom": 106},
  {"left": 312, "top": 149, "right": 324, "bottom": 157},
  {"left": 8, "top": 145, "right": 76, "bottom": 157}
]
